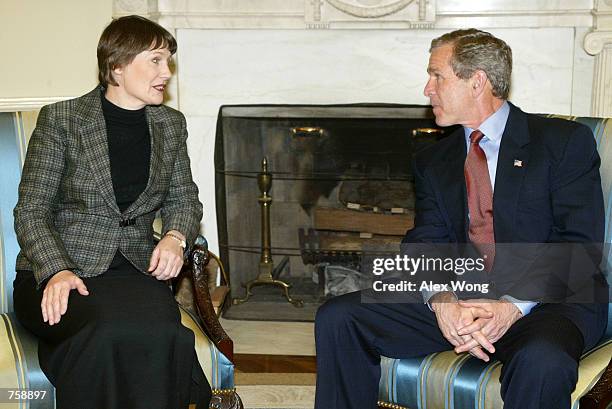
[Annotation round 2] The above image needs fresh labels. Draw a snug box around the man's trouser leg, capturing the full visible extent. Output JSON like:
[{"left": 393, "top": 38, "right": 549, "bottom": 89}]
[
  {"left": 314, "top": 290, "right": 452, "bottom": 409},
  {"left": 494, "top": 307, "right": 592, "bottom": 409}
]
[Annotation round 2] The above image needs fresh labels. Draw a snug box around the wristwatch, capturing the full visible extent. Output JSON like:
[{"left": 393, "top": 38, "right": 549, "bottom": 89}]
[{"left": 165, "top": 232, "right": 186, "bottom": 250}]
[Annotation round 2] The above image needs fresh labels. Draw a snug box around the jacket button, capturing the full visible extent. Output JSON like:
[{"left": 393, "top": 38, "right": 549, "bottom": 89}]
[{"left": 119, "top": 218, "right": 136, "bottom": 227}]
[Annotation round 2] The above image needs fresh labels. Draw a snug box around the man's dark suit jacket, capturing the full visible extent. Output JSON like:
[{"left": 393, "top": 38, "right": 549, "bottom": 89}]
[
  {"left": 402, "top": 102, "right": 608, "bottom": 348},
  {"left": 14, "top": 86, "right": 203, "bottom": 288}
]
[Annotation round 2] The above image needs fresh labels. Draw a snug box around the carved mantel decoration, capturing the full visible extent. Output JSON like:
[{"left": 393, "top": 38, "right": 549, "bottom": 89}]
[
  {"left": 306, "top": 0, "right": 434, "bottom": 28},
  {"left": 585, "top": 0, "right": 612, "bottom": 116},
  {"left": 114, "top": 0, "right": 436, "bottom": 29},
  {"left": 325, "top": 0, "right": 416, "bottom": 17}
]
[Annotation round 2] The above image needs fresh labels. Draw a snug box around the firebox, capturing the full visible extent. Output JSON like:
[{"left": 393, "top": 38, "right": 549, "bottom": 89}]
[{"left": 214, "top": 104, "right": 454, "bottom": 302}]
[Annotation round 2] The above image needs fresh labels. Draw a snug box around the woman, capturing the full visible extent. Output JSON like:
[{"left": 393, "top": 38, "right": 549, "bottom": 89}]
[{"left": 12, "top": 15, "right": 211, "bottom": 409}]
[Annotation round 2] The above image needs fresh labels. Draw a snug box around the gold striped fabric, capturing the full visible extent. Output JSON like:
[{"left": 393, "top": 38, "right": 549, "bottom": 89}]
[
  {"left": 0, "top": 313, "right": 55, "bottom": 409},
  {"left": 0, "top": 315, "right": 24, "bottom": 409},
  {"left": 380, "top": 342, "right": 611, "bottom": 409},
  {"left": 423, "top": 352, "right": 471, "bottom": 409}
]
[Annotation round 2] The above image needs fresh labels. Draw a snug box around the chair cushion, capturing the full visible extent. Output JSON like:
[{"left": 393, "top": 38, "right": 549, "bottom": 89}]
[{"left": 378, "top": 339, "right": 611, "bottom": 409}]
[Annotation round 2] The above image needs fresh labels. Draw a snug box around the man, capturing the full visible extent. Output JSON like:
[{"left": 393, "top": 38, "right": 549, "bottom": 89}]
[{"left": 315, "top": 29, "right": 608, "bottom": 409}]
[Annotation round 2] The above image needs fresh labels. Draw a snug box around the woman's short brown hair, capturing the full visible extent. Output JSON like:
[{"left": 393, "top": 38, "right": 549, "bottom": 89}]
[{"left": 97, "top": 15, "right": 177, "bottom": 87}]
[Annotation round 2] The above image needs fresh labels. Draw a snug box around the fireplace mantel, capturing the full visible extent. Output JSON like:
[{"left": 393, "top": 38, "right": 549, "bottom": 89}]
[{"left": 113, "top": 0, "right": 594, "bottom": 30}]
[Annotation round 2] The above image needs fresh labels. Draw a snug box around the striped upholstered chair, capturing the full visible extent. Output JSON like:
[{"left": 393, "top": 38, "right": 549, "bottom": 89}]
[
  {"left": 377, "top": 115, "right": 612, "bottom": 409},
  {"left": 0, "top": 111, "right": 241, "bottom": 409}
]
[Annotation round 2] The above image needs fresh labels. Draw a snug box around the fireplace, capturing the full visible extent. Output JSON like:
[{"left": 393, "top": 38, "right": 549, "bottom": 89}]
[{"left": 214, "top": 104, "right": 455, "bottom": 300}]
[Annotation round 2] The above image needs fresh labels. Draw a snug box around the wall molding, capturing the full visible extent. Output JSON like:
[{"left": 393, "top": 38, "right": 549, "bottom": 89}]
[
  {"left": 436, "top": 9, "right": 592, "bottom": 17},
  {"left": 0, "top": 97, "right": 75, "bottom": 112},
  {"left": 114, "top": 0, "right": 597, "bottom": 29},
  {"left": 117, "top": 0, "right": 436, "bottom": 29}
]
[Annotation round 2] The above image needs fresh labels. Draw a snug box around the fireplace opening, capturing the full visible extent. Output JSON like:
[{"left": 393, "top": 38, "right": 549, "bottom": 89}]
[{"left": 215, "top": 104, "right": 455, "bottom": 318}]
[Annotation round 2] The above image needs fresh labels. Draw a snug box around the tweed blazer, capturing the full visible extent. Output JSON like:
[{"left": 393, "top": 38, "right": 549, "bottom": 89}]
[{"left": 14, "top": 86, "right": 203, "bottom": 287}]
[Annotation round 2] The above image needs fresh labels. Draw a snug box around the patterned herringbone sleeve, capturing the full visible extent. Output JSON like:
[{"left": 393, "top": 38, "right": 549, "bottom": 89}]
[
  {"left": 160, "top": 112, "right": 203, "bottom": 248},
  {"left": 14, "top": 104, "right": 79, "bottom": 286}
]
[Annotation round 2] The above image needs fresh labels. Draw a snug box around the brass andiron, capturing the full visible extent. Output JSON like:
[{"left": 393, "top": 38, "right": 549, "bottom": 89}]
[{"left": 233, "top": 158, "right": 303, "bottom": 307}]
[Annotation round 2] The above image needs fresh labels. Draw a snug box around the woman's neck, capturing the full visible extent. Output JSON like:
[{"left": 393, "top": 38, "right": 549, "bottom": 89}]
[{"left": 104, "top": 86, "right": 146, "bottom": 110}]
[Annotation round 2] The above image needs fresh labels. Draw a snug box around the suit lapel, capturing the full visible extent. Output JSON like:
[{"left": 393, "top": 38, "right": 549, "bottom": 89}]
[
  {"left": 124, "top": 106, "right": 165, "bottom": 214},
  {"left": 431, "top": 129, "right": 468, "bottom": 242},
  {"left": 76, "top": 87, "right": 121, "bottom": 214},
  {"left": 492, "top": 103, "right": 530, "bottom": 242},
  {"left": 75, "top": 87, "right": 168, "bottom": 216}
]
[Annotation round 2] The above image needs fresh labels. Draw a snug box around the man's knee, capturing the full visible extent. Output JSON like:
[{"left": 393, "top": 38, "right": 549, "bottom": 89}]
[
  {"left": 503, "top": 337, "right": 580, "bottom": 387},
  {"left": 516, "top": 338, "right": 578, "bottom": 367},
  {"left": 315, "top": 291, "right": 360, "bottom": 338}
]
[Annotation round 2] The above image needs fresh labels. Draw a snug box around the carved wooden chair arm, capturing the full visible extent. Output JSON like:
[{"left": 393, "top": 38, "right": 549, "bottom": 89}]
[{"left": 188, "top": 243, "right": 235, "bottom": 363}]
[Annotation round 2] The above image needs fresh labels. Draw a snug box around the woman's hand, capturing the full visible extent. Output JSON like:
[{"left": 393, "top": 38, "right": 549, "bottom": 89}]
[
  {"left": 42, "top": 270, "right": 89, "bottom": 325},
  {"left": 148, "top": 231, "right": 185, "bottom": 281}
]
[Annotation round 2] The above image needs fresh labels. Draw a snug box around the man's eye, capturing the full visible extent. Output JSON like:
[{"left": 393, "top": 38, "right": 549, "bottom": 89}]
[{"left": 152, "top": 58, "right": 159, "bottom": 63}]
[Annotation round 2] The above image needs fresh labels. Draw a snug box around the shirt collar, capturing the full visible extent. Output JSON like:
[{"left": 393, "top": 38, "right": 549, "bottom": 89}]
[{"left": 463, "top": 101, "right": 510, "bottom": 143}]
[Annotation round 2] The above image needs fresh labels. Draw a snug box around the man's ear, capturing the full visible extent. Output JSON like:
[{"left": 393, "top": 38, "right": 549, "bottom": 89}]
[{"left": 470, "top": 70, "right": 488, "bottom": 96}]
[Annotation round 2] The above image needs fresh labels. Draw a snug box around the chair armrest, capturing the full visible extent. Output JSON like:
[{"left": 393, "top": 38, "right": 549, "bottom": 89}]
[
  {"left": 580, "top": 357, "right": 612, "bottom": 409},
  {"left": 189, "top": 244, "right": 234, "bottom": 363}
]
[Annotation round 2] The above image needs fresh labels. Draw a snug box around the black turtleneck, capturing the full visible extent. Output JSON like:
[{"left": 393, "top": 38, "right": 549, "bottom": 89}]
[{"left": 101, "top": 94, "right": 151, "bottom": 213}]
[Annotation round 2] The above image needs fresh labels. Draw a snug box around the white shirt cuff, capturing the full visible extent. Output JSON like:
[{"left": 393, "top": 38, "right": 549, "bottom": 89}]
[{"left": 499, "top": 295, "right": 538, "bottom": 316}]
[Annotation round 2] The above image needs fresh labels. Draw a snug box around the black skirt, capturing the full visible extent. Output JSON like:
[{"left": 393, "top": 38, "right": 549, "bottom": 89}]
[{"left": 13, "top": 252, "right": 211, "bottom": 409}]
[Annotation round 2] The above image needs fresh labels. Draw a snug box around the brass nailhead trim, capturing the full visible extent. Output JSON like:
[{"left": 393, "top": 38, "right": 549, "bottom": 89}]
[
  {"left": 377, "top": 401, "right": 407, "bottom": 409},
  {"left": 211, "top": 388, "right": 236, "bottom": 395}
]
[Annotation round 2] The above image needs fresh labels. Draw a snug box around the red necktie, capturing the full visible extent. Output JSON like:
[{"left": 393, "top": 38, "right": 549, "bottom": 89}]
[{"left": 464, "top": 130, "right": 495, "bottom": 270}]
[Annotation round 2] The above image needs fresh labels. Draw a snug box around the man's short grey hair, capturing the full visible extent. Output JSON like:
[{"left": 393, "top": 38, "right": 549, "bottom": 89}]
[{"left": 430, "top": 29, "right": 512, "bottom": 100}]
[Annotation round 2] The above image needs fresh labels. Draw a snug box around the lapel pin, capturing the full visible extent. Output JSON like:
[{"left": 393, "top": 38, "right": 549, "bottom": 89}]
[{"left": 513, "top": 159, "right": 523, "bottom": 168}]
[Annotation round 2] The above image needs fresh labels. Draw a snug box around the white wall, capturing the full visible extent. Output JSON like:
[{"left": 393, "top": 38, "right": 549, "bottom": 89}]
[{"left": 0, "top": 0, "right": 113, "bottom": 102}]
